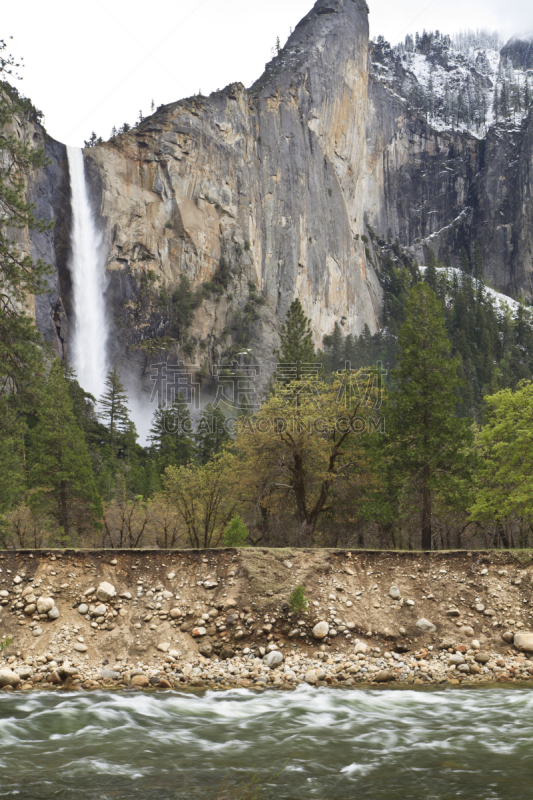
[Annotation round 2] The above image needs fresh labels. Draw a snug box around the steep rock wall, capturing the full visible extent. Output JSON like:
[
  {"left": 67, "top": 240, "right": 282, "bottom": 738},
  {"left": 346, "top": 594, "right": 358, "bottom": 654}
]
[
  {"left": 80, "top": 0, "right": 381, "bottom": 391},
  {"left": 24, "top": 0, "right": 533, "bottom": 386}
]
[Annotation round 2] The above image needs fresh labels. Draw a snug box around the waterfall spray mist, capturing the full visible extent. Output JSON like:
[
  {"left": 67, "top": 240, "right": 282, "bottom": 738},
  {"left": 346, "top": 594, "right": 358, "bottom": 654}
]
[{"left": 67, "top": 146, "right": 109, "bottom": 399}]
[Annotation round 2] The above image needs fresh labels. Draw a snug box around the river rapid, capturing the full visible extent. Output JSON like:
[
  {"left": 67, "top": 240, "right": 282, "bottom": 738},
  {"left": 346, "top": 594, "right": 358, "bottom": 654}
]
[{"left": 0, "top": 686, "right": 532, "bottom": 799}]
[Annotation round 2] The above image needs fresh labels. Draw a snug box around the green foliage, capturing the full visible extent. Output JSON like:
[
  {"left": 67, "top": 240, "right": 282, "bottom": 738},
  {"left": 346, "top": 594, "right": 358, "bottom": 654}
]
[
  {"left": 388, "top": 283, "right": 475, "bottom": 549},
  {"left": 0, "top": 397, "right": 27, "bottom": 516},
  {"left": 470, "top": 381, "right": 533, "bottom": 524},
  {"left": 223, "top": 515, "right": 249, "bottom": 547},
  {"left": 98, "top": 366, "right": 133, "bottom": 456},
  {"left": 28, "top": 361, "right": 103, "bottom": 540},
  {"left": 172, "top": 275, "right": 200, "bottom": 337},
  {"left": 195, "top": 404, "right": 231, "bottom": 465},
  {"left": 149, "top": 393, "right": 196, "bottom": 476},
  {"left": 84, "top": 131, "right": 102, "bottom": 148},
  {"left": 289, "top": 585, "right": 309, "bottom": 613},
  {"left": 274, "top": 299, "right": 317, "bottom": 381},
  {"left": 0, "top": 637, "right": 12, "bottom": 652}
]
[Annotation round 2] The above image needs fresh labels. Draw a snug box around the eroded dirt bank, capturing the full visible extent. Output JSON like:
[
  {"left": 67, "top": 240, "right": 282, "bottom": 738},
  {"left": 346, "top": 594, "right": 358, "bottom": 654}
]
[{"left": 2, "top": 548, "right": 533, "bottom": 691}]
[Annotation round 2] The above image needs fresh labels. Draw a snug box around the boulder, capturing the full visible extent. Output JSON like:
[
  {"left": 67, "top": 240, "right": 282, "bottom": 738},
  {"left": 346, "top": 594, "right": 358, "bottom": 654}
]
[
  {"left": 96, "top": 582, "right": 116, "bottom": 602},
  {"left": 502, "top": 631, "right": 515, "bottom": 643},
  {"left": 263, "top": 651, "right": 283, "bottom": 669},
  {"left": 474, "top": 652, "right": 490, "bottom": 663},
  {"left": 449, "top": 653, "right": 465, "bottom": 665},
  {"left": 416, "top": 618, "right": 436, "bottom": 633},
  {"left": 312, "top": 621, "right": 330, "bottom": 639},
  {"left": 130, "top": 674, "right": 149, "bottom": 688},
  {"left": 78, "top": 604, "right": 89, "bottom": 616},
  {"left": 48, "top": 607, "right": 60, "bottom": 620},
  {"left": 36, "top": 597, "right": 54, "bottom": 614},
  {"left": 219, "top": 646, "right": 235, "bottom": 660},
  {"left": 73, "top": 642, "right": 87, "bottom": 652},
  {"left": 170, "top": 608, "right": 182, "bottom": 619},
  {"left": 90, "top": 604, "right": 107, "bottom": 618},
  {"left": 198, "top": 644, "right": 213, "bottom": 658},
  {"left": 354, "top": 642, "right": 368, "bottom": 655},
  {"left": 304, "top": 670, "right": 318, "bottom": 684},
  {"left": 514, "top": 632, "right": 533, "bottom": 652},
  {"left": 389, "top": 586, "right": 401, "bottom": 600},
  {"left": 0, "top": 669, "right": 21, "bottom": 688},
  {"left": 192, "top": 627, "right": 207, "bottom": 637},
  {"left": 100, "top": 669, "right": 121, "bottom": 681},
  {"left": 446, "top": 609, "right": 461, "bottom": 617},
  {"left": 157, "top": 642, "right": 170, "bottom": 653},
  {"left": 374, "top": 670, "right": 394, "bottom": 683},
  {"left": 15, "top": 667, "right": 32, "bottom": 680}
]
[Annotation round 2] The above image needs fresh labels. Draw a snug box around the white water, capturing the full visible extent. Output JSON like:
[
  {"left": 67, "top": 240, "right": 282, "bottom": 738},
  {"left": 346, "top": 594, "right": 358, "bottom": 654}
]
[{"left": 67, "top": 146, "right": 109, "bottom": 399}]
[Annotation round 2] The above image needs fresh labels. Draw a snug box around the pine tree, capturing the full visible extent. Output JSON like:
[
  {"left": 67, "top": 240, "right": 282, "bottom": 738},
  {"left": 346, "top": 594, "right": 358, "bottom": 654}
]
[
  {"left": 389, "top": 284, "right": 473, "bottom": 550},
  {"left": 98, "top": 366, "right": 132, "bottom": 455},
  {"left": 274, "top": 299, "right": 317, "bottom": 381},
  {"left": 195, "top": 404, "right": 230, "bottom": 465},
  {"left": 28, "top": 361, "right": 102, "bottom": 539},
  {"left": 323, "top": 322, "right": 344, "bottom": 374},
  {"left": 424, "top": 248, "right": 438, "bottom": 291},
  {"left": 149, "top": 393, "right": 195, "bottom": 474},
  {"left": 0, "top": 397, "right": 26, "bottom": 520}
]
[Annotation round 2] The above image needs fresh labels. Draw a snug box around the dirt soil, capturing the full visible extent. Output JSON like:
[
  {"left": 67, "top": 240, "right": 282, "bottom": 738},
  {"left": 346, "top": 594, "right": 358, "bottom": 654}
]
[{"left": 2, "top": 548, "right": 533, "bottom": 673}]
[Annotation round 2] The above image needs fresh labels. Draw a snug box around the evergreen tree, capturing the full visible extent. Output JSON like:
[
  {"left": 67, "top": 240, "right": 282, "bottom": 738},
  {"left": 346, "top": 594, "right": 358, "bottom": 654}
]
[
  {"left": 98, "top": 366, "right": 131, "bottom": 455},
  {"left": 28, "top": 361, "right": 102, "bottom": 540},
  {"left": 274, "top": 299, "right": 317, "bottom": 380},
  {"left": 149, "top": 393, "right": 195, "bottom": 474},
  {"left": 424, "top": 248, "right": 438, "bottom": 291},
  {"left": 195, "top": 404, "right": 230, "bottom": 465},
  {"left": 0, "top": 398, "right": 26, "bottom": 520},
  {"left": 323, "top": 321, "right": 345, "bottom": 374},
  {"left": 389, "top": 283, "right": 473, "bottom": 550}
]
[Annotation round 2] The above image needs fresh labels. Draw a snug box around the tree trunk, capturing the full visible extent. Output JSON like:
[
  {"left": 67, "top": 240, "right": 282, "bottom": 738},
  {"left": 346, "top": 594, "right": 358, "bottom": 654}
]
[
  {"left": 499, "top": 524, "right": 510, "bottom": 549},
  {"left": 299, "top": 520, "right": 314, "bottom": 549},
  {"left": 421, "top": 464, "right": 432, "bottom": 551},
  {"left": 59, "top": 482, "right": 69, "bottom": 540}
]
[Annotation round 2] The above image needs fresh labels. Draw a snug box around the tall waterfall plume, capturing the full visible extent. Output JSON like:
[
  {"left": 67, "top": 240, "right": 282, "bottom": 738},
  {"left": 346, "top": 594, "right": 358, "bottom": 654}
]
[{"left": 66, "top": 146, "right": 108, "bottom": 399}]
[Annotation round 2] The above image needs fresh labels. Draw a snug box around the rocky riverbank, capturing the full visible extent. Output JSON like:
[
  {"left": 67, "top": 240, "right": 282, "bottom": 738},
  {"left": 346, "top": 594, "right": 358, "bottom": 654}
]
[{"left": 2, "top": 548, "right": 533, "bottom": 692}]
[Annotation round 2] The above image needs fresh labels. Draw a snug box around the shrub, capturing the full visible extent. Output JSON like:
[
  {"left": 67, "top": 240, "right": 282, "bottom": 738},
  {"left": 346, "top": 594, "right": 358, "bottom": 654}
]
[
  {"left": 0, "top": 637, "right": 12, "bottom": 652},
  {"left": 223, "top": 515, "right": 249, "bottom": 547},
  {"left": 289, "top": 585, "right": 308, "bottom": 614}
]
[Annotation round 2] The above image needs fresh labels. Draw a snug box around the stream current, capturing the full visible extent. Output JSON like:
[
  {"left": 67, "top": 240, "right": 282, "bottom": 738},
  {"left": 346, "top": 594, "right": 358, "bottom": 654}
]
[{"left": 0, "top": 686, "right": 531, "bottom": 799}]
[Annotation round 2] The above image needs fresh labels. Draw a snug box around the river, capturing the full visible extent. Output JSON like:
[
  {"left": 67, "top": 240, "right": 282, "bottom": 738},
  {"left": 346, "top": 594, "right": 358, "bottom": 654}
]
[{"left": 0, "top": 686, "right": 531, "bottom": 799}]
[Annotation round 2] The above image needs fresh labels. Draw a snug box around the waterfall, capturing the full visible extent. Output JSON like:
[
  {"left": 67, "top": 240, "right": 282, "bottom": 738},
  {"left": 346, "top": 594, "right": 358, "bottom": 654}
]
[{"left": 66, "top": 146, "right": 108, "bottom": 399}]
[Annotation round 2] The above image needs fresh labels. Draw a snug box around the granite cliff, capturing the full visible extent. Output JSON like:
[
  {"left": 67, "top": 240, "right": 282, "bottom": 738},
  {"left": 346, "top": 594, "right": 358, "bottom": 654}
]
[{"left": 24, "top": 0, "right": 533, "bottom": 394}]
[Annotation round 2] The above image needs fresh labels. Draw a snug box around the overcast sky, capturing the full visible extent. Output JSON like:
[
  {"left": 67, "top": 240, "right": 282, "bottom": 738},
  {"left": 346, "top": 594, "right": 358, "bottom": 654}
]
[{"left": 3, "top": 0, "right": 532, "bottom": 147}]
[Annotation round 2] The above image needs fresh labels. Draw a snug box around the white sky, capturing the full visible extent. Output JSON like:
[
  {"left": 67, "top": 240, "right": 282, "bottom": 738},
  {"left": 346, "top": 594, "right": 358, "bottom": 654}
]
[{"left": 3, "top": 0, "right": 532, "bottom": 147}]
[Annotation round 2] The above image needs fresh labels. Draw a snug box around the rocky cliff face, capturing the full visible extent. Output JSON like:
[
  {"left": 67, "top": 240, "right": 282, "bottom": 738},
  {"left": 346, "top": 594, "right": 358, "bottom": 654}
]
[
  {"left": 79, "top": 0, "right": 381, "bottom": 394},
  {"left": 25, "top": 1, "right": 533, "bottom": 394},
  {"left": 501, "top": 35, "right": 533, "bottom": 71}
]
